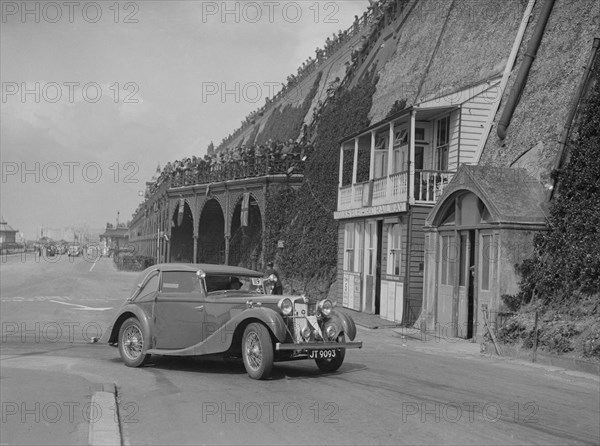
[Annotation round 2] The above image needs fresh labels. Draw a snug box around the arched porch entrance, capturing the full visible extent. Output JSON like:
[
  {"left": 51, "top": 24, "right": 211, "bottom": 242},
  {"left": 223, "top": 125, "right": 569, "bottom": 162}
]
[
  {"left": 229, "top": 193, "right": 262, "bottom": 268},
  {"left": 197, "top": 198, "right": 225, "bottom": 264},
  {"left": 170, "top": 200, "right": 194, "bottom": 262}
]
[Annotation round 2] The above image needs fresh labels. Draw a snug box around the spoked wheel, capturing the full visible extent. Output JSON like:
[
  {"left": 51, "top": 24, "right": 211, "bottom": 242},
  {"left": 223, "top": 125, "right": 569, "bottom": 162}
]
[
  {"left": 118, "top": 317, "right": 150, "bottom": 367},
  {"left": 315, "top": 334, "right": 345, "bottom": 373},
  {"left": 242, "top": 323, "right": 274, "bottom": 380}
]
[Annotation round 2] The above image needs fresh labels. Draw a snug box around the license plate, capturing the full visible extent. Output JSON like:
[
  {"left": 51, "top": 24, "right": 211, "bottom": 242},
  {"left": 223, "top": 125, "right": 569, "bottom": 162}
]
[{"left": 309, "top": 349, "right": 336, "bottom": 359}]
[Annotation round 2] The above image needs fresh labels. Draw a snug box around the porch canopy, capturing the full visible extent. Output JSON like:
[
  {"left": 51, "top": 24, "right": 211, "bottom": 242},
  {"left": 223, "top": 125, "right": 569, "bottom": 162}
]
[{"left": 426, "top": 164, "right": 548, "bottom": 228}]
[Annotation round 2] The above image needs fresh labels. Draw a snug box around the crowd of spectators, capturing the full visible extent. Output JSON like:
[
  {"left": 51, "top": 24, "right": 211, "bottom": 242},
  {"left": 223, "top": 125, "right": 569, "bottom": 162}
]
[{"left": 142, "top": 139, "right": 314, "bottom": 204}]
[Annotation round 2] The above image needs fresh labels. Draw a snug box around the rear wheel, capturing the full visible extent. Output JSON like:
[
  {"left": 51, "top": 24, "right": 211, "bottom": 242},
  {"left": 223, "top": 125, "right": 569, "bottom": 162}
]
[
  {"left": 118, "top": 317, "right": 150, "bottom": 367},
  {"left": 242, "top": 323, "right": 274, "bottom": 380},
  {"left": 315, "top": 334, "right": 345, "bottom": 373}
]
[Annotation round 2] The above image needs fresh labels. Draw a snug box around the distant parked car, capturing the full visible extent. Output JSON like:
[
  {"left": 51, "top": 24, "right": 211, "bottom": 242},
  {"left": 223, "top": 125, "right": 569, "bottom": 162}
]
[
  {"left": 103, "top": 263, "right": 362, "bottom": 379},
  {"left": 68, "top": 244, "right": 82, "bottom": 256}
]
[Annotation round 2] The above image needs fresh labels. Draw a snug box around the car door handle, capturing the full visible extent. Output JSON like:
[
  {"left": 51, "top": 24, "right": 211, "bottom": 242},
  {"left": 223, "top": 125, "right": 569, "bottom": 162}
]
[{"left": 195, "top": 305, "right": 204, "bottom": 311}]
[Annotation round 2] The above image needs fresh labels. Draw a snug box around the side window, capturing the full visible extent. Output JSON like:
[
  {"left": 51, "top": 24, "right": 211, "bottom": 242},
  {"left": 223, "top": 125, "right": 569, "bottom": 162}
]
[
  {"left": 161, "top": 271, "right": 202, "bottom": 294},
  {"left": 205, "top": 275, "right": 232, "bottom": 293},
  {"left": 138, "top": 274, "right": 159, "bottom": 300}
]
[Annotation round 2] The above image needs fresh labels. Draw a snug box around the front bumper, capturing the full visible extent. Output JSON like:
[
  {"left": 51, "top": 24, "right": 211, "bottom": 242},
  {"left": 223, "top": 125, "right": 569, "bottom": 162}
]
[{"left": 275, "top": 341, "right": 363, "bottom": 351}]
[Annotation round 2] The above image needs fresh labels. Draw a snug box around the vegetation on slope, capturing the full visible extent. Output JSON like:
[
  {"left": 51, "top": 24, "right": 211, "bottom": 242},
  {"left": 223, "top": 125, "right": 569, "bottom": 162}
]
[
  {"left": 498, "top": 60, "right": 600, "bottom": 360},
  {"left": 255, "top": 73, "right": 322, "bottom": 145}
]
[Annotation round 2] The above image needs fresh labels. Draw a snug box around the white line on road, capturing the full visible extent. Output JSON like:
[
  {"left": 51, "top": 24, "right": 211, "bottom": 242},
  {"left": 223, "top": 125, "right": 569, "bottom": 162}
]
[
  {"left": 89, "top": 258, "right": 98, "bottom": 272},
  {"left": 49, "top": 300, "right": 112, "bottom": 311}
]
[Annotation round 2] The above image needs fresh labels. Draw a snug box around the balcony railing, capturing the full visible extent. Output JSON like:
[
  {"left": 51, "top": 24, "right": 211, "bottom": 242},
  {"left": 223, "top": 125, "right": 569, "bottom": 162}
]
[
  {"left": 414, "top": 170, "right": 454, "bottom": 203},
  {"left": 337, "top": 170, "right": 454, "bottom": 212}
]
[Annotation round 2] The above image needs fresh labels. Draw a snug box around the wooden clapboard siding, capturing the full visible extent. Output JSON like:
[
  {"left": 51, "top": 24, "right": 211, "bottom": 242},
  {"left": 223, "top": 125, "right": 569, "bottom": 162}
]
[
  {"left": 459, "top": 90, "right": 497, "bottom": 165},
  {"left": 335, "top": 223, "right": 345, "bottom": 306},
  {"left": 405, "top": 205, "right": 432, "bottom": 325},
  {"left": 447, "top": 110, "right": 461, "bottom": 171}
]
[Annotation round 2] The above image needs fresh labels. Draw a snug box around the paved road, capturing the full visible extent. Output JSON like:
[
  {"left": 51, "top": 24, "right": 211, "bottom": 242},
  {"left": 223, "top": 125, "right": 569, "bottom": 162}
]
[{"left": 1, "top": 254, "right": 599, "bottom": 445}]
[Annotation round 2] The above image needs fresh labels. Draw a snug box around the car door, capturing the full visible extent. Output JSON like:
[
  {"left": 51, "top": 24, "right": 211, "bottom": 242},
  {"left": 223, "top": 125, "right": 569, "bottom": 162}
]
[{"left": 154, "top": 270, "right": 207, "bottom": 349}]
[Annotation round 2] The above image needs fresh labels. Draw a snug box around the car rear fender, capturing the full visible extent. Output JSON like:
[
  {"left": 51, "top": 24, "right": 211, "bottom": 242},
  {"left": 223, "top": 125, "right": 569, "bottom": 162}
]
[
  {"left": 102, "top": 305, "right": 152, "bottom": 347},
  {"left": 329, "top": 310, "right": 357, "bottom": 340}
]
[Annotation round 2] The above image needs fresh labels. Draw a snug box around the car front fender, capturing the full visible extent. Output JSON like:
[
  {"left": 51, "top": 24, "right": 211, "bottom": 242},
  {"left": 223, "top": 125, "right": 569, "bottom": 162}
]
[
  {"left": 328, "top": 310, "right": 357, "bottom": 340},
  {"left": 101, "top": 305, "right": 153, "bottom": 347}
]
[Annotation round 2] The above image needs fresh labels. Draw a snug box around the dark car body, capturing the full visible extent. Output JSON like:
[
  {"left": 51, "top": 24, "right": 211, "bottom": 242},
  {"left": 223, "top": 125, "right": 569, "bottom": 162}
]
[
  {"left": 68, "top": 243, "right": 82, "bottom": 256},
  {"left": 103, "top": 263, "right": 362, "bottom": 379}
]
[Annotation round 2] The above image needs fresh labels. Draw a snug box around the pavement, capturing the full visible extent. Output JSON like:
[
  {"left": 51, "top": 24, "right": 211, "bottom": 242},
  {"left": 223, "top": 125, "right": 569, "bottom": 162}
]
[
  {"left": 0, "top": 362, "right": 120, "bottom": 446},
  {"left": 339, "top": 307, "right": 600, "bottom": 377}
]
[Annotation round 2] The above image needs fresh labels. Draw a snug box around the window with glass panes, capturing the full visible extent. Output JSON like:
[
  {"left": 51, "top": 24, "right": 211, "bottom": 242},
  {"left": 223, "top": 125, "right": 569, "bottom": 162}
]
[
  {"left": 374, "top": 132, "right": 388, "bottom": 178},
  {"left": 481, "top": 234, "right": 492, "bottom": 290},
  {"left": 366, "top": 222, "right": 376, "bottom": 275},
  {"left": 440, "top": 234, "right": 456, "bottom": 285},
  {"left": 356, "top": 224, "right": 364, "bottom": 273},
  {"left": 344, "top": 223, "right": 355, "bottom": 271},
  {"left": 436, "top": 116, "right": 450, "bottom": 171},
  {"left": 387, "top": 223, "right": 402, "bottom": 276}
]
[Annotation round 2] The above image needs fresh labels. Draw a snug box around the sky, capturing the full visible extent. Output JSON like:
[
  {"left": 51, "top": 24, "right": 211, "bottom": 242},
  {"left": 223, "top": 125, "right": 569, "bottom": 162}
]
[{"left": 1, "top": 0, "right": 369, "bottom": 239}]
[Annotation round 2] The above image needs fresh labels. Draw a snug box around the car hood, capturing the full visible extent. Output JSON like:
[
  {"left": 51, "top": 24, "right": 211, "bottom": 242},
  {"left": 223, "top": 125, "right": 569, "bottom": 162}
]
[{"left": 205, "top": 293, "right": 300, "bottom": 305}]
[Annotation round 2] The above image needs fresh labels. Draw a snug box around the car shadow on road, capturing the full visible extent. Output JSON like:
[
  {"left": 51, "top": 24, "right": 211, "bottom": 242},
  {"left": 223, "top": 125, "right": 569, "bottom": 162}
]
[
  {"left": 146, "top": 355, "right": 247, "bottom": 376},
  {"left": 123, "top": 355, "right": 367, "bottom": 380},
  {"left": 270, "top": 362, "right": 367, "bottom": 380}
]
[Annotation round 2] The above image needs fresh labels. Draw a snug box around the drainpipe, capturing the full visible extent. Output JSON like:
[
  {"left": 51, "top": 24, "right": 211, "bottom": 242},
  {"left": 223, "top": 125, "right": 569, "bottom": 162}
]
[
  {"left": 547, "top": 38, "right": 600, "bottom": 201},
  {"left": 497, "top": 0, "right": 556, "bottom": 139}
]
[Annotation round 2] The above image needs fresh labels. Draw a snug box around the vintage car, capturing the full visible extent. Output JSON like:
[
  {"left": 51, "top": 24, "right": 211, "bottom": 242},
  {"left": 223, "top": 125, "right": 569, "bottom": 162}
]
[
  {"left": 103, "top": 263, "right": 362, "bottom": 379},
  {"left": 68, "top": 243, "right": 82, "bottom": 257}
]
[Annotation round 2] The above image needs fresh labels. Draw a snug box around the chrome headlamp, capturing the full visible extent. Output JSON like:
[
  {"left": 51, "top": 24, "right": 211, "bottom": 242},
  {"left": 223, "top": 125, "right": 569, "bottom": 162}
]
[
  {"left": 325, "top": 324, "right": 338, "bottom": 340},
  {"left": 278, "top": 298, "right": 293, "bottom": 316},
  {"left": 317, "top": 299, "right": 333, "bottom": 317}
]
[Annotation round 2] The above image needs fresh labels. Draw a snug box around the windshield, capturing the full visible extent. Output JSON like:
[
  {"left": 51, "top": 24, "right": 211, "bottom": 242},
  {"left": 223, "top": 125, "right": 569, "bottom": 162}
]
[{"left": 205, "top": 274, "right": 265, "bottom": 294}]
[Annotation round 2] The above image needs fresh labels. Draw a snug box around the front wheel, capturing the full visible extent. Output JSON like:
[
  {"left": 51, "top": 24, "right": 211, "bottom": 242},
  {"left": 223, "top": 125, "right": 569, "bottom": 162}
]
[
  {"left": 315, "top": 334, "right": 345, "bottom": 373},
  {"left": 242, "top": 323, "right": 274, "bottom": 380},
  {"left": 118, "top": 317, "right": 150, "bottom": 367}
]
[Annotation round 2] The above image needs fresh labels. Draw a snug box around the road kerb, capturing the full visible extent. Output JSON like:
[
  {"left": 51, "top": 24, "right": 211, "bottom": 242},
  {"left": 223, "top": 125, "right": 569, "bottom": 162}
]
[{"left": 88, "top": 384, "right": 122, "bottom": 446}]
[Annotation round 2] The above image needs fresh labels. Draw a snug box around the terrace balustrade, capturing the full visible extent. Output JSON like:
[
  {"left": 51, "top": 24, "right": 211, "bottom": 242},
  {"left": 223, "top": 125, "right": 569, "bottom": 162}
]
[{"left": 337, "top": 170, "right": 454, "bottom": 211}]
